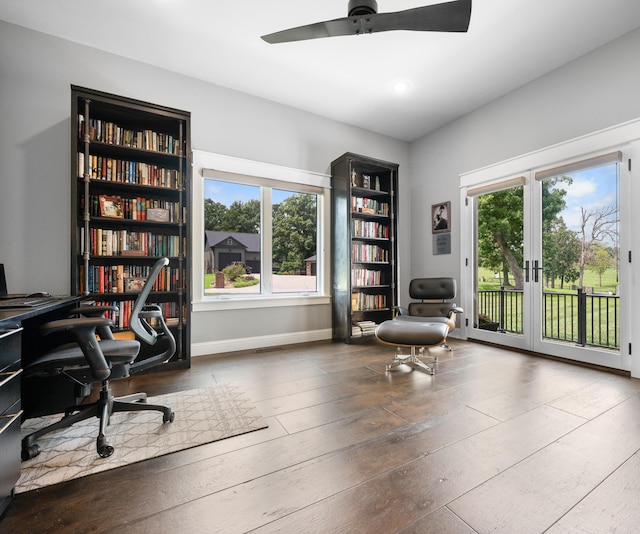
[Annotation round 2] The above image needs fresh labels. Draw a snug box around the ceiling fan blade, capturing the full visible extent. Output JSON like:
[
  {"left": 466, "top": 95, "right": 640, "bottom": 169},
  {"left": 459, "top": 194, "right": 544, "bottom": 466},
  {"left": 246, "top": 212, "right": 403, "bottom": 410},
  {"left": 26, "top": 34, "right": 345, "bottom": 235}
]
[
  {"left": 373, "top": 0, "right": 472, "bottom": 33},
  {"left": 261, "top": 17, "right": 361, "bottom": 44},
  {"left": 261, "top": 0, "right": 471, "bottom": 44}
]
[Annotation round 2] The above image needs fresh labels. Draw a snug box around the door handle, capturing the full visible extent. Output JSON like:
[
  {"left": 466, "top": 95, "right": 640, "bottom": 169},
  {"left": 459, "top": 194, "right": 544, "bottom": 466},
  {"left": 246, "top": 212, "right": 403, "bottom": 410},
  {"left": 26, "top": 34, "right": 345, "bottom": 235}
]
[
  {"left": 533, "top": 260, "right": 544, "bottom": 283},
  {"left": 524, "top": 260, "right": 529, "bottom": 283}
]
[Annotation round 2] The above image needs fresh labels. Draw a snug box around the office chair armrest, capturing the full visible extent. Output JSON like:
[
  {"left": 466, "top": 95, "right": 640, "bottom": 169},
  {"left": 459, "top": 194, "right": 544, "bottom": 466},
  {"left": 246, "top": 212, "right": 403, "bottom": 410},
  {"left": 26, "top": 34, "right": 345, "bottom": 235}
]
[
  {"left": 394, "top": 306, "right": 410, "bottom": 317},
  {"left": 71, "top": 305, "right": 119, "bottom": 340},
  {"left": 72, "top": 305, "right": 119, "bottom": 317},
  {"left": 40, "top": 317, "right": 113, "bottom": 381},
  {"left": 40, "top": 317, "right": 114, "bottom": 336}
]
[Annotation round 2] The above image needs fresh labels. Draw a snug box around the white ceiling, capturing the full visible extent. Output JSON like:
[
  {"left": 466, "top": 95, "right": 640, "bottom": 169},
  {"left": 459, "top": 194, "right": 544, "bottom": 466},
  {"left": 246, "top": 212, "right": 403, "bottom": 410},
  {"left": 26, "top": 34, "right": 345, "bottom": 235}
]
[{"left": 2, "top": 0, "right": 640, "bottom": 142}]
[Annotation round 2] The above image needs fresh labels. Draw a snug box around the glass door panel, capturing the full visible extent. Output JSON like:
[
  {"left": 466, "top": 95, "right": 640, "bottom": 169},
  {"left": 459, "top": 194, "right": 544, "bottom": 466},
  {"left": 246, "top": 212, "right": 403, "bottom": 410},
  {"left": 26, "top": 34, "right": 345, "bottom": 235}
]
[
  {"left": 533, "top": 158, "right": 622, "bottom": 367},
  {"left": 471, "top": 179, "right": 531, "bottom": 350}
]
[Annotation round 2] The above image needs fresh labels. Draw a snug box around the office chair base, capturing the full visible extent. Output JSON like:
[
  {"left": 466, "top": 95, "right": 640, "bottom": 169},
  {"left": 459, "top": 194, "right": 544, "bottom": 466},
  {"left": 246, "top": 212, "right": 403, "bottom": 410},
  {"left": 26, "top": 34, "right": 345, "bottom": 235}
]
[
  {"left": 21, "top": 383, "right": 174, "bottom": 461},
  {"left": 385, "top": 347, "right": 436, "bottom": 375}
]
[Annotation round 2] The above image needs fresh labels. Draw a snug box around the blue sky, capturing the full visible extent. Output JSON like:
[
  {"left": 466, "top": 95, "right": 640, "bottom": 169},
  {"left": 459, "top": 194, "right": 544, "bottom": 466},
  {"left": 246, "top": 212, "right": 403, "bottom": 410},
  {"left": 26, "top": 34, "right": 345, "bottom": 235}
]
[
  {"left": 549, "top": 163, "right": 619, "bottom": 236},
  {"left": 204, "top": 178, "right": 295, "bottom": 206}
]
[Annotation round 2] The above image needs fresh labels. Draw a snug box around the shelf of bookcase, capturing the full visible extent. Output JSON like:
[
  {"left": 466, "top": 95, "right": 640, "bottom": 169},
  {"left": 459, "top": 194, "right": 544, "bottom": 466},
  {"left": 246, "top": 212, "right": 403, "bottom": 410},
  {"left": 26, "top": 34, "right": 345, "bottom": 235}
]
[
  {"left": 87, "top": 218, "right": 181, "bottom": 228},
  {"left": 80, "top": 140, "right": 184, "bottom": 160},
  {"left": 80, "top": 177, "right": 183, "bottom": 194},
  {"left": 351, "top": 186, "right": 390, "bottom": 197},
  {"left": 71, "top": 85, "right": 191, "bottom": 366},
  {"left": 331, "top": 153, "right": 398, "bottom": 343},
  {"left": 352, "top": 285, "right": 391, "bottom": 290},
  {"left": 83, "top": 255, "right": 182, "bottom": 261},
  {"left": 351, "top": 213, "right": 390, "bottom": 220},
  {"left": 89, "top": 291, "right": 179, "bottom": 299}
]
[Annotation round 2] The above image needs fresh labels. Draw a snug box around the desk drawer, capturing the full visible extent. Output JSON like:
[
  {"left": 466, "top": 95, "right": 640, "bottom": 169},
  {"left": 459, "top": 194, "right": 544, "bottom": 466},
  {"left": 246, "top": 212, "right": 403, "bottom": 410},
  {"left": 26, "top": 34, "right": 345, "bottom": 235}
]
[
  {"left": 0, "top": 327, "right": 22, "bottom": 372},
  {"left": 0, "top": 369, "right": 22, "bottom": 416},
  {"left": 0, "top": 411, "right": 23, "bottom": 500}
]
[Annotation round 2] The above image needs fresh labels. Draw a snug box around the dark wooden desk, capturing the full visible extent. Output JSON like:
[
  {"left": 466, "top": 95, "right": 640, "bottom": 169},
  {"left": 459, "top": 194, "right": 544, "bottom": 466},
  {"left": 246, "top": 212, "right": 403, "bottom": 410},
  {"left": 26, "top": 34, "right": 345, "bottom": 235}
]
[{"left": 0, "top": 296, "right": 83, "bottom": 517}]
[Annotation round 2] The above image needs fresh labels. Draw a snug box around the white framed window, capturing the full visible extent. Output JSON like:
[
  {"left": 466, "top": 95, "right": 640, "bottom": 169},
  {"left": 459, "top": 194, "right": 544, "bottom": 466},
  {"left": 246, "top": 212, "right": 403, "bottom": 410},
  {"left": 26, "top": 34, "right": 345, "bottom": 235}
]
[{"left": 192, "top": 151, "right": 331, "bottom": 310}]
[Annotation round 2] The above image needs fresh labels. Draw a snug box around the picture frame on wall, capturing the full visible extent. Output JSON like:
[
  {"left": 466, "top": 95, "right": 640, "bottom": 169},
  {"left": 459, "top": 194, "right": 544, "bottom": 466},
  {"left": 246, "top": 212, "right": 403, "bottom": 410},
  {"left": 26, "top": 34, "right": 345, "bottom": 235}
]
[{"left": 432, "top": 201, "right": 450, "bottom": 234}]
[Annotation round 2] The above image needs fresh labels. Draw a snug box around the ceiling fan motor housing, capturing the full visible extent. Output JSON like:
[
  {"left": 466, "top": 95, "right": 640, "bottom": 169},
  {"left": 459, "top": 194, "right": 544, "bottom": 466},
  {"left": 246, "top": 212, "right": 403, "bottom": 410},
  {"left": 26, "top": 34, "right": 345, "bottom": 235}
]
[{"left": 348, "top": 0, "right": 378, "bottom": 16}]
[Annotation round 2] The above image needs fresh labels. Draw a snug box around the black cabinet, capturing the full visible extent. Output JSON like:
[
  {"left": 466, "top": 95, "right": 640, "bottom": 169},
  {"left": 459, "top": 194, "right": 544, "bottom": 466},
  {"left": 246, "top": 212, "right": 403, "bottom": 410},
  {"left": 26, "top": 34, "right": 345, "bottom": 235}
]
[
  {"left": 331, "top": 153, "right": 398, "bottom": 342},
  {"left": 71, "top": 86, "right": 191, "bottom": 368},
  {"left": 0, "top": 326, "right": 22, "bottom": 517}
]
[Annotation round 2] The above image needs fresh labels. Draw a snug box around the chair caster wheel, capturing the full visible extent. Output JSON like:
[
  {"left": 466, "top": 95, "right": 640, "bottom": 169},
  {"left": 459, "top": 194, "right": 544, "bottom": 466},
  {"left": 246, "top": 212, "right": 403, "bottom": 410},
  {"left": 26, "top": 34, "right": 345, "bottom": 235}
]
[
  {"left": 163, "top": 410, "right": 175, "bottom": 423},
  {"left": 97, "top": 436, "right": 114, "bottom": 458},
  {"left": 22, "top": 444, "right": 41, "bottom": 461},
  {"left": 98, "top": 444, "right": 114, "bottom": 458}
]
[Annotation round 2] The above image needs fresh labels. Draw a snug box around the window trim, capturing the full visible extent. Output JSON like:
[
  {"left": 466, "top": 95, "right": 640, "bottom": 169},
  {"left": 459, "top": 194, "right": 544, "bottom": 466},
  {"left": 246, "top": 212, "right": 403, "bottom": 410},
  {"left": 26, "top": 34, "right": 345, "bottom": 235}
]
[{"left": 192, "top": 150, "right": 331, "bottom": 310}]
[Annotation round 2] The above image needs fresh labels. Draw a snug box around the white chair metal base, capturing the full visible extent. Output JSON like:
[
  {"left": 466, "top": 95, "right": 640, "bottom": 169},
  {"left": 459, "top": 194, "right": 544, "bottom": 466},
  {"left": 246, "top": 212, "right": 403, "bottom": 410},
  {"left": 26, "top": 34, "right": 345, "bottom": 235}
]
[{"left": 385, "top": 346, "right": 436, "bottom": 375}]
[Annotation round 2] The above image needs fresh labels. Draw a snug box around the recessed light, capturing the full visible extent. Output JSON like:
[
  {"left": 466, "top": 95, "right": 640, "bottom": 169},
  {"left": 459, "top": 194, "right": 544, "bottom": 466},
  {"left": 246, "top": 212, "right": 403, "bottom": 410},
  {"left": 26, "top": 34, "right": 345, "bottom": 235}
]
[{"left": 393, "top": 81, "right": 411, "bottom": 93}]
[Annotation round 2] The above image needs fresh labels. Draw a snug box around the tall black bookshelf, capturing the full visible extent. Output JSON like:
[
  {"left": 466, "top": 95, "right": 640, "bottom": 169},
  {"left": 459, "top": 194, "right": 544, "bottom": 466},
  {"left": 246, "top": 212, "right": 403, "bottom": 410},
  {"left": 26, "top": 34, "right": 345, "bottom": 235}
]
[
  {"left": 331, "top": 153, "right": 398, "bottom": 343},
  {"left": 70, "top": 86, "right": 191, "bottom": 368}
]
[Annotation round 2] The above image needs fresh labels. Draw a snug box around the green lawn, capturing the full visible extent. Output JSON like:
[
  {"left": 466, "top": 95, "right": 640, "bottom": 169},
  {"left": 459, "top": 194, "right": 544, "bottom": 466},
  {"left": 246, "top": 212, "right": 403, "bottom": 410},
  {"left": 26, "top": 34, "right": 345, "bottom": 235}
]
[
  {"left": 476, "top": 266, "right": 619, "bottom": 348},
  {"left": 477, "top": 266, "right": 618, "bottom": 294}
]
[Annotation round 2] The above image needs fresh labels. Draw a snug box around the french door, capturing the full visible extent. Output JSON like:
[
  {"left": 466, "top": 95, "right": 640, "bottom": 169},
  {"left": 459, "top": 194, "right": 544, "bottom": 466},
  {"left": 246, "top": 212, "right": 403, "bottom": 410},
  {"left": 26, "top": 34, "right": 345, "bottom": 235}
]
[{"left": 464, "top": 149, "right": 628, "bottom": 370}]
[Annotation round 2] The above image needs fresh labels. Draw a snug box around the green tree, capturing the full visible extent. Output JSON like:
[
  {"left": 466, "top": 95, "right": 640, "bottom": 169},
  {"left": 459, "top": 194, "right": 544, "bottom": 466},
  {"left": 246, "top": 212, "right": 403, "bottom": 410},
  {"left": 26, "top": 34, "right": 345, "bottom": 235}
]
[
  {"left": 477, "top": 187, "right": 524, "bottom": 288},
  {"left": 588, "top": 243, "right": 615, "bottom": 287},
  {"left": 477, "top": 178, "right": 570, "bottom": 290},
  {"left": 204, "top": 198, "right": 228, "bottom": 231},
  {"left": 221, "top": 199, "right": 260, "bottom": 233},
  {"left": 543, "top": 219, "right": 580, "bottom": 289},
  {"left": 272, "top": 193, "right": 317, "bottom": 273},
  {"left": 577, "top": 204, "right": 618, "bottom": 287}
]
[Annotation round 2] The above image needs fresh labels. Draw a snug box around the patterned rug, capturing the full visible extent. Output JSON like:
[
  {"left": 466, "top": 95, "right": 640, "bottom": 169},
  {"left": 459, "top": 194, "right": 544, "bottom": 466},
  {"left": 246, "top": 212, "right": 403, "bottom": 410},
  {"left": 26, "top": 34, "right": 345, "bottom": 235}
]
[{"left": 16, "top": 384, "right": 267, "bottom": 493}]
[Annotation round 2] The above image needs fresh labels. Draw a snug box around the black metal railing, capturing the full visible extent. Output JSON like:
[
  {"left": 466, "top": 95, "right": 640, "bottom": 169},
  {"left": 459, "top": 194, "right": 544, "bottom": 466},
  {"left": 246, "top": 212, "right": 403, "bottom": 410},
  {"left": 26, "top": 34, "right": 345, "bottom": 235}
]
[{"left": 477, "top": 287, "right": 619, "bottom": 350}]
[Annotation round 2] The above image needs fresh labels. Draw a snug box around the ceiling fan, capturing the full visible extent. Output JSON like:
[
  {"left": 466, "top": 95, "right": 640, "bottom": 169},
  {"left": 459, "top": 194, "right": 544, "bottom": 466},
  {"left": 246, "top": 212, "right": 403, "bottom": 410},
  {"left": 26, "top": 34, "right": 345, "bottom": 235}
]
[{"left": 261, "top": 0, "right": 472, "bottom": 44}]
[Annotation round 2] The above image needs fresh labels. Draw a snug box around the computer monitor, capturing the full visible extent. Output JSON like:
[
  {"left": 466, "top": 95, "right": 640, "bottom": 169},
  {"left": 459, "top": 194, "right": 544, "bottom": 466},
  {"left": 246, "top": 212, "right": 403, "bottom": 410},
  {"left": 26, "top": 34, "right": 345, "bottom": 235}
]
[
  {"left": 0, "top": 263, "right": 27, "bottom": 299},
  {"left": 0, "top": 264, "right": 7, "bottom": 296}
]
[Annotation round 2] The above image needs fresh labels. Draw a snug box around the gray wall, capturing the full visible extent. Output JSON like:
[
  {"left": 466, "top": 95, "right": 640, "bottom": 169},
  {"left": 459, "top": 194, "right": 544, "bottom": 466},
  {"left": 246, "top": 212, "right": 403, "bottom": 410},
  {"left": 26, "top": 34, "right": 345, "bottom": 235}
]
[
  {"left": 0, "top": 20, "right": 410, "bottom": 352},
  {"left": 408, "top": 27, "right": 640, "bottom": 286},
  {"left": 3, "top": 19, "right": 640, "bottom": 356}
]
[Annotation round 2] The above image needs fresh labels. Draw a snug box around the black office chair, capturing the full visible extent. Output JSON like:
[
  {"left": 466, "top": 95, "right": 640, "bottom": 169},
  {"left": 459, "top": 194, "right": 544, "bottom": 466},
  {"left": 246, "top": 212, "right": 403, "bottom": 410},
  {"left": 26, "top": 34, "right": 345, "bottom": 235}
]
[{"left": 21, "top": 257, "right": 177, "bottom": 460}]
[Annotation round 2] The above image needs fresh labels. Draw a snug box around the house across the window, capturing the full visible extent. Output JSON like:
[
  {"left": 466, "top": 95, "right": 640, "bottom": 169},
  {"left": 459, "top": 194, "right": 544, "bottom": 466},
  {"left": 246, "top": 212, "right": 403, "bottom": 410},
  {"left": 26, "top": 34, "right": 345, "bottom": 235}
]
[
  {"left": 205, "top": 231, "right": 261, "bottom": 274},
  {"left": 202, "top": 172, "right": 323, "bottom": 297}
]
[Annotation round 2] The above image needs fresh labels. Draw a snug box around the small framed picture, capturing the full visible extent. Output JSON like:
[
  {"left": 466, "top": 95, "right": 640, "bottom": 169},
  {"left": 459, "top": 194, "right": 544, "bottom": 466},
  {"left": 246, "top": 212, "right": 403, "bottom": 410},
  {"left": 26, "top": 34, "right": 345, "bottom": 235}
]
[
  {"left": 125, "top": 277, "right": 146, "bottom": 292},
  {"left": 99, "top": 195, "right": 124, "bottom": 218},
  {"left": 147, "top": 208, "right": 170, "bottom": 222},
  {"left": 362, "top": 174, "right": 371, "bottom": 189},
  {"left": 432, "top": 201, "right": 450, "bottom": 234}
]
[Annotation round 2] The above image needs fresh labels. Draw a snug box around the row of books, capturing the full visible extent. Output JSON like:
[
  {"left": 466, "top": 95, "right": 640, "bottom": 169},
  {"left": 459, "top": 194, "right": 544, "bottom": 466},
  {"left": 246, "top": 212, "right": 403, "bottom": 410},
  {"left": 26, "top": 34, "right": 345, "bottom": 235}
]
[
  {"left": 81, "top": 227, "right": 184, "bottom": 257},
  {"left": 79, "top": 115, "right": 180, "bottom": 155},
  {"left": 77, "top": 153, "right": 182, "bottom": 189},
  {"left": 351, "top": 197, "right": 389, "bottom": 216},
  {"left": 93, "top": 299, "right": 181, "bottom": 330},
  {"left": 351, "top": 220, "right": 389, "bottom": 239},
  {"left": 80, "top": 264, "right": 182, "bottom": 294},
  {"left": 87, "top": 195, "right": 181, "bottom": 223},
  {"left": 351, "top": 268, "right": 383, "bottom": 287},
  {"left": 352, "top": 243, "right": 389, "bottom": 263},
  {"left": 351, "top": 320, "right": 378, "bottom": 337},
  {"left": 351, "top": 292, "right": 387, "bottom": 311}
]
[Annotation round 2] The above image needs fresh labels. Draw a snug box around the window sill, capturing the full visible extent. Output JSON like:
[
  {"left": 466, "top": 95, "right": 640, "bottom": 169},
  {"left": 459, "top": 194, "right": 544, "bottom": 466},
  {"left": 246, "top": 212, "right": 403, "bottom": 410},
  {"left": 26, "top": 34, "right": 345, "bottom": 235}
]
[{"left": 192, "top": 294, "right": 331, "bottom": 312}]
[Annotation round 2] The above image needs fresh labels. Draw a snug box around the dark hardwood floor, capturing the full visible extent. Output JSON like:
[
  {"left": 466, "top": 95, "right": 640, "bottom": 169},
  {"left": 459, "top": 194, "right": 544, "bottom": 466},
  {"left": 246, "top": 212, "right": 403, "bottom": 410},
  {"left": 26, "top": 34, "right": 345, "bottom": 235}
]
[{"left": 3, "top": 338, "right": 640, "bottom": 533}]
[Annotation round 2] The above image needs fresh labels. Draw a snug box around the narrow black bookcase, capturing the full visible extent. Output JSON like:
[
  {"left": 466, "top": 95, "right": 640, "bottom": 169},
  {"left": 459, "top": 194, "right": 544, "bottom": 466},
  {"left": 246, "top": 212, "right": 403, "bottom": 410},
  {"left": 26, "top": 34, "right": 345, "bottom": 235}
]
[
  {"left": 331, "top": 153, "right": 398, "bottom": 343},
  {"left": 70, "top": 86, "right": 191, "bottom": 368}
]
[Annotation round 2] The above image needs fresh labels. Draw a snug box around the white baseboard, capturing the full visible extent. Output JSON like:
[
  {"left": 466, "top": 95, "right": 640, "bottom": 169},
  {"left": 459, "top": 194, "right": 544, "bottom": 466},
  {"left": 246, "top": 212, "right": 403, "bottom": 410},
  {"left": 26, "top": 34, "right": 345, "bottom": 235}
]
[{"left": 191, "top": 328, "right": 333, "bottom": 357}]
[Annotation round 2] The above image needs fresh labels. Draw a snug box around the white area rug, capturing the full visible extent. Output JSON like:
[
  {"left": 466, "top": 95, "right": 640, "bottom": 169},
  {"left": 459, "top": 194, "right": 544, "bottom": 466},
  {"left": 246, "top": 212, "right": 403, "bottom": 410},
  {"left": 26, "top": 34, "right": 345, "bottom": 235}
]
[{"left": 17, "top": 384, "right": 267, "bottom": 493}]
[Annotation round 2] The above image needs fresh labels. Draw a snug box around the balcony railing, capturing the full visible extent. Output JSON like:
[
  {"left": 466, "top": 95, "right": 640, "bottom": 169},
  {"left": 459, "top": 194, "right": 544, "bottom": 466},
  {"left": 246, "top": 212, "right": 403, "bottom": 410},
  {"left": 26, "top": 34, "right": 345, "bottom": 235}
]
[{"left": 477, "top": 287, "right": 620, "bottom": 350}]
